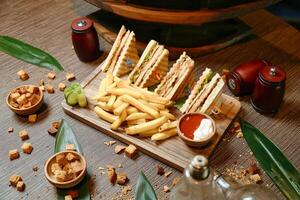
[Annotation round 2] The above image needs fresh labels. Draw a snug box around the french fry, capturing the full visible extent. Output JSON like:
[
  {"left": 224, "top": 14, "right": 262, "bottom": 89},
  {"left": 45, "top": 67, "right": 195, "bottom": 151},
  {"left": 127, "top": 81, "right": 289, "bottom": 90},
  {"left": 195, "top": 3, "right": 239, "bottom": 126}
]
[
  {"left": 107, "top": 88, "right": 143, "bottom": 99},
  {"left": 126, "top": 106, "right": 138, "bottom": 115},
  {"left": 138, "top": 128, "right": 159, "bottom": 137},
  {"left": 125, "top": 116, "right": 168, "bottom": 135},
  {"left": 97, "top": 96, "right": 110, "bottom": 102},
  {"left": 106, "top": 72, "right": 114, "bottom": 86},
  {"left": 114, "top": 102, "right": 129, "bottom": 116},
  {"left": 149, "top": 102, "right": 165, "bottom": 110},
  {"left": 151, "top": 128, "right": 177, "bottom": 141},
  {"left": 126, "top": 113, "right": 153, "bottom": 121},
  {"left": 98, "top": 78, "right": 107, "bottom": 93},
  {"left": 139, "top": 99, "right": 159, "bottom": 111},
  {"left": 111, "top": 110, "right": 127, "bottom": 130},
  {"left": 107, "top": 95, "right": 116, "bottom": 109},
  {"left": 114, "top": 76, "right": 121, "bottom": 82},
  {"left": 112, "top": 97, "right": 123, "bottom": 109},
  {"left": 116, "top": 79, "right": 131, "bottom": 88},
  {"left": 159, "top": 121, "right": 178, "bottom": 132},
  {"left": 96, "top": 102, "right": 111, "bottom": 112},
  {"left": 120, "top": 95, "right": 160, "bottom": 118},
  {"left": 94, "top": 106, "right": 117, "bottom": 123},
  {"left": 127, "top": 119, "right": 146, "bottom": 126},
  {"left": 132, "top": 85, "right": 171, "bottom": 105},
  {"left": 160, "top": 110, "right": 176, "bottom": 120},
  {"left": 92, "top": 92, "right": 107, "bottom": 100}
]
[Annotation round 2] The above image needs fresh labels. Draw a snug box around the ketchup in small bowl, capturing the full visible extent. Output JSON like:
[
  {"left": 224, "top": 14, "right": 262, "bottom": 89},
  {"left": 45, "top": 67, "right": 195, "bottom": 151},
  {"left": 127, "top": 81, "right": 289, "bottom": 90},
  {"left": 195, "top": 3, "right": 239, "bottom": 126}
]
[{"left": 178, "top": 113, "right": 216, "bottom": 148}]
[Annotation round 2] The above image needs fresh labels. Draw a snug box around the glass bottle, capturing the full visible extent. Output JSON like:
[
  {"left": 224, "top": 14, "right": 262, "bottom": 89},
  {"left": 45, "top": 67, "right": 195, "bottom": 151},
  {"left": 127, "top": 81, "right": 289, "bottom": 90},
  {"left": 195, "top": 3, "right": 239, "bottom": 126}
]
[
  {"left": 214, "top": 173, "right": 280, "bottom": 200},
  {"left": 170, "top": 155, "right": 225, "bottom": 200}
]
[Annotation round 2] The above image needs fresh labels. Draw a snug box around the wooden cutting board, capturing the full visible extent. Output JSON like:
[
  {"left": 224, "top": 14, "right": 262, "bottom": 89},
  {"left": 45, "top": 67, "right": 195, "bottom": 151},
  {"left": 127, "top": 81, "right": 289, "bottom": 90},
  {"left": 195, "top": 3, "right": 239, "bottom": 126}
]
[{"left": 62, "top": 64, "right": 241, "bottom": 171}]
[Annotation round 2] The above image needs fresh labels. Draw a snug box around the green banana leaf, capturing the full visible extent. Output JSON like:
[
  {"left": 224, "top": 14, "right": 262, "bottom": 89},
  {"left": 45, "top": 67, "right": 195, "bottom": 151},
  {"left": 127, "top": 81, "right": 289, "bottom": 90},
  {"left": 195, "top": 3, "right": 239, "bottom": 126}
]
[
  {"left": 135, "top": 171, "right": 158, "bottom": 200},
  {"left": 55, "top": 119, "right": 90, "bottom": 200},
  {"left": 240, "top": 119, "right": 300, "bottom": 200},
  {"left": 0, "top": 35, "right": 63, "bottom": 71}
]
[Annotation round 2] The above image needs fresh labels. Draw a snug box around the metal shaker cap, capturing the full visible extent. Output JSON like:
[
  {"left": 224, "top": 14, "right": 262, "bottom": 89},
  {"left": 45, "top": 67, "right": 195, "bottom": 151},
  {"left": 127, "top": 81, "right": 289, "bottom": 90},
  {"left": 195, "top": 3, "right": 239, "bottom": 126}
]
[{"left": 187, "top": 155, "right": 210, "bottom": 180}]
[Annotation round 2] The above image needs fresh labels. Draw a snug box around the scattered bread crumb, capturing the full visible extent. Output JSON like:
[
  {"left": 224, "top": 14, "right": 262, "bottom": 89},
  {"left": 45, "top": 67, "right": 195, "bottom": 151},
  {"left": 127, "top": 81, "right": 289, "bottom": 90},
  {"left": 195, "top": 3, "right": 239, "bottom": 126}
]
[
  {"left": 52, "top": 121, "right": 60, "bottom": 129},
  {"left": 104, "top": 141, "right": 116, "bottom": 147},
  {"left": 8, "top": 127, "right": 14, "bottom": 133},
  {"left": 250, "top": 174, "right": 262, "bottom": 183},
  {"left": 22, "top": 143, "right": 33, "bottom": 154},
  {"left": 66, "top": 73, "right": 76, "bottom": 81},
  {"left": 114, "top": 145, "right": 126, "bottom": 154},
  {"left": 121, "top": 186, "right": 132, "bottom": 195},
  {"left": 157, "top": 165, "right": 165, "bottom": 175},
  {"left": 19, "top": 129, "right": 29, "bottom": 141},
  {"left": 48, "top": 127, "right": 58, "bottom": 136},
  {"left": 38, "top": 79, "right": 44, "bottom": 86},
  {"left": 164, "top": 171, "right": 172, "bottom": 178},
  {"left": 117, "top": 172, "right": 127, "bottom": 185},
  {"left": 17, "top": 70, "right": 29, "bottom": 81},
  {"left": 58, "top": 83, "right": 66, "bottom": 91},
  {"left": 172, "top": 177, "right": 181, "bottom": 187},
  {"left": 46, "top": 85, "right": 55, "bottom": 93},
  {"left": 66, "top": 144, "right": 75, "bottom": 151},
  {"left": 28, "top": 114, "right": 37, "bottom": 123},
  {"left": 39, "top": 85, "right": 45, "bottom": 92},
  {"left": 32, "top": 166, "right": 39, "bottom": 172},
  {"left": 118, "top": 163, "right": 123, "bottom": 168},
  {"left": 163, "top": 185, "right": 170, "bottom": 193},
  {"left": 107, "top": 166, "right": 117, "bottom": 184},
  {"left": 47, "top": 72, "right": 56, "bottom": 80}
]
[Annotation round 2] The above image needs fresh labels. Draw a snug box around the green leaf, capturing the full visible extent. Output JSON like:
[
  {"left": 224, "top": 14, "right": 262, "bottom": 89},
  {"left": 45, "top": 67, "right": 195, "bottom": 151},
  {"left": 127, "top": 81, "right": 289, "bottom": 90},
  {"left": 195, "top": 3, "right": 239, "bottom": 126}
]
[
  {"left": 0, "top": 35, "right": 63, "bottom": 71},
  {"left": 55, "top": 119, "right": 89, "bottom": 200},
  {"left": 174, "top": 96, "right": 188, "bottom": 110},
  {"left": 240, "top": 119, "right": 300, "bottom": 200},
  {"left": 135, "top": 171, "right": 157, "bottom": 200}
]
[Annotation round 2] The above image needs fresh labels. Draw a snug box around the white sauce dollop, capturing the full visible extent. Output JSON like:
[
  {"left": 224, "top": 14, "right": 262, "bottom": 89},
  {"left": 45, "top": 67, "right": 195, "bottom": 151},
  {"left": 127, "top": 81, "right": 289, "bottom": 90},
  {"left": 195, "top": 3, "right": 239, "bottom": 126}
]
[{"left": 193, "top": 118, "right": 213, "bottom": 141}]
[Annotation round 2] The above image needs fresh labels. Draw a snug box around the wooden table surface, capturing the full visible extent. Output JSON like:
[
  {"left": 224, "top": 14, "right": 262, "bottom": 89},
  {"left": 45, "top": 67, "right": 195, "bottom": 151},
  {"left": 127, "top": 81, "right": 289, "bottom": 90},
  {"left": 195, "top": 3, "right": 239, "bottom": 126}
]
[{"left": 0, "top": 1, "right": 299, "bottom": 199}]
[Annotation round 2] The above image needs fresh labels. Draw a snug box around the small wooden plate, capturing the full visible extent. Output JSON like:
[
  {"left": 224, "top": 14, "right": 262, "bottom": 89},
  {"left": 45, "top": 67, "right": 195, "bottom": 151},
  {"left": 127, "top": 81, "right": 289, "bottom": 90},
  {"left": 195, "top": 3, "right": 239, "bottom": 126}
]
[
  {"left": 44, "top": 151, "right": 87, "bottom": 189},
  {"left": 6, "top": 85, "right": 44, "bottom": 116},
  {"left": 177, "top": 113, "right": 216, "bottom": 148}
]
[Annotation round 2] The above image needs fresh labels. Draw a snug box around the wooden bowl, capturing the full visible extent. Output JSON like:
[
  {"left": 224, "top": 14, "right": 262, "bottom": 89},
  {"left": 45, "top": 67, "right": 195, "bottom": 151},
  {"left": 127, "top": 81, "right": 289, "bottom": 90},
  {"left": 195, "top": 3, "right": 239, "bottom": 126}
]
[
  {"left": 177, "top": 113, "right": 216, "bottom": 148},
  {"left": 6, "top": 85, "right": 44, "bottom": 115},
  {"left": 44, "top": 151, "right": 87, "bottom": 189}
]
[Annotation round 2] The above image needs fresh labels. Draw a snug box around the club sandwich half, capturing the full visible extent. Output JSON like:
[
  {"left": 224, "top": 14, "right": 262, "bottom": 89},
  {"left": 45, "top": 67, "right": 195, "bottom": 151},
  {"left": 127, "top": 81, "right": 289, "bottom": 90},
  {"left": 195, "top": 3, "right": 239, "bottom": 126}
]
[
  {"left": 128, "top": 40, "right": 169, "bottom": 88},
  {"left": 180, "top": 68, "right": 224, "bottom": 114},
  {"left": 101, "top": 25, "right": 139, "bottom": 77},
  {"left": 155, "top": 52, "right": 194, "bottom": 100}
]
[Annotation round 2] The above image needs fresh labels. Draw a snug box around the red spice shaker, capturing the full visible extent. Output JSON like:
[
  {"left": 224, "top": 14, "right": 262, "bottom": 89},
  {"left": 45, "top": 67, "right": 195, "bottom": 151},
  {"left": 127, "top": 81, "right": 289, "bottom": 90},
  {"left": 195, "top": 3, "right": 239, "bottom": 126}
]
[
  {"left": 251, "top": 66, "right": 286, "bottom": 114},
  {"left": 71, "top": 17, "right": 101, "bottom": 62},
  {"left": 226, "top": 59, "right": 270, "bottom": 96}
]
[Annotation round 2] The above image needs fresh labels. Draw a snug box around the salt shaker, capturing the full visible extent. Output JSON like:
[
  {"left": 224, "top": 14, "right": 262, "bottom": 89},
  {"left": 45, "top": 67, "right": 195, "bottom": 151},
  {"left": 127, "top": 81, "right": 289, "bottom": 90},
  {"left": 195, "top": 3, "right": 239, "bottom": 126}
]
[
  {"left": 251, "top": 66, "right": 286, "bottom": 114},
  {"left": 71, "top": 17, "right": 101, "bottom": 62},
  {"left": 226, "top": 59, "right": 270, "bottom": 96}
]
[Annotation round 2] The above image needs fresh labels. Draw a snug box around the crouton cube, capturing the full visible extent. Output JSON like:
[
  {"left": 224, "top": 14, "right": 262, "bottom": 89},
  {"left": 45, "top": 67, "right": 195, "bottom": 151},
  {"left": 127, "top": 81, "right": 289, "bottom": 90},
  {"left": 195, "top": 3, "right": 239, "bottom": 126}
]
[
  {"left": 66, "top": 144, "right": 75, "bottom": 151},
  {"left": 54, "top": 170, "right": 67, "bottom": 182},
  {"left": 16, "top": 181, "right": 25, "bottom": 191},
  {"left": 125, "top": 144, "right": 138, "bottom": 158},
  {"left": 56, "top": 154, "right": 68, "bottom": 166},
  {"left": 51, "top": 163, "right": 62, "bottom": 174},
  {"left": 22, "top": 143, "right": 33, "bottom": 154},
  {"left": 66, "top": 73, "right": 76, "bottom": 81},
  {"left": 47, "top": 85, "right": 55, "bottom": 94},
  {"left": 9, "top": 174, "right": 22, "bottom": 187},
  {"left": 19, "top": 129, "right": 29, "bottom": 140},
  {"left": 52, "top": 121, "right": 60, "bottom": 129},
  {"left": 17, "top": 94, "right": 28, "bottom": 106},
  {"left": 26, "top": 86, "right": 35, "bottom": 94},
  {"left": 17, "top": 70, "right": 29, "bottom": 81},
  {"left": 47, "top": 72, "right": 56, "bottom": 80},
  {"left": 68, "top": 190, "right": 78, "bottom": 198},
  {"left": 58, "top": 83, "right": 66, "bottom": 91},
  {"left": 9, "top": 149, "right": 19, "bottom": 160},
  {"left": 62, "top": 164, "right": 74, "bottom": 181},
  {"left": 48, "top": 127, "right": 58, "bottom": 136},
  {"left": 107, "top": 166, "right": 116, "bottom": 184},
  {"left": 65, "top": 195, "right": 73, "bottom": 200},
  {"left": 22, "top": 102, "right": 32, "bottom": 108},
  {"left": 39, "top": 85, "right": 45, "bottom": 92},
  {"left": 25, "top": 92, "right": 32, "bottom": 98},
  {"left": 10, "top": 101, "right": 19, "bottom": 108},
  {"left": 70, "top": 160, "right": 83, "bottom": 176},
  {"left": 66, "top": 153, "right": 79, "bottom": 162},
  {"left": 7, "top": 127, "right": 14, "bottom": 133},
  {"left": 28, "top": 114, "right": 37, "bottom": 123},
  {"left": 114, "top": 145, "right": 126, "bottom": 154},
  {"left": 117, "top": 172, "right": 127, "bottom": 185},
  {"left": 250, "top": 174, "right": 262, "bottom": 183},
  {"left": 11, "top": 92, "right": 21, "bottom": 100}
]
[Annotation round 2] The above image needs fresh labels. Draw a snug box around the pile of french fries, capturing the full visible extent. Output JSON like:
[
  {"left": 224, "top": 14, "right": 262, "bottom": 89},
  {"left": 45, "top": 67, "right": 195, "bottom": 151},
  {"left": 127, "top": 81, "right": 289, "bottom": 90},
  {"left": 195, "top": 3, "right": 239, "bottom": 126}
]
[{"left": 93, "top": 73, "right": 178, "bottom": 141}]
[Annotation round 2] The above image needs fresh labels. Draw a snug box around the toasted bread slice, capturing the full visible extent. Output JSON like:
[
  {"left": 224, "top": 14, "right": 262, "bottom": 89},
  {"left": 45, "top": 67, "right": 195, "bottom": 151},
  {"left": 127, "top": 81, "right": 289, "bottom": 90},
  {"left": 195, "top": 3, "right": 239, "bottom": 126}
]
[
  {"left": 101, "top": 26, "right": 126, "bottom": 72},
  {"left": 180, "top": 68, "right": 213, "bottom": 113},
  {"left": 136, "top": 47, "right": 169, "bottom": 88},
  {"left": 113, "top": 32, "right": 139, "bottom": 77}
]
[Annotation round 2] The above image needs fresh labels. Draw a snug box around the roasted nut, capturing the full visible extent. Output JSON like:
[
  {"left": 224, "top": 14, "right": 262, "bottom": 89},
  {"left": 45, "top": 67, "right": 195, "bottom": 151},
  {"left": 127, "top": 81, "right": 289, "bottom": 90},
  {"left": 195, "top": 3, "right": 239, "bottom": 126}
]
[
  {"left": 58, "top": 83, "right": 66, "bottom": 91},
  {"left": 47, "top": 85, "right": 55, "bottom": 94},
  {"left": 17, "top": 70, "right": 29, "bottom": 81},
  {"left": 9, "top": 149, "right": 20, "bottom": 160},
  {"left": 47, "top": 72, "right": 56, "bottom": 80}
]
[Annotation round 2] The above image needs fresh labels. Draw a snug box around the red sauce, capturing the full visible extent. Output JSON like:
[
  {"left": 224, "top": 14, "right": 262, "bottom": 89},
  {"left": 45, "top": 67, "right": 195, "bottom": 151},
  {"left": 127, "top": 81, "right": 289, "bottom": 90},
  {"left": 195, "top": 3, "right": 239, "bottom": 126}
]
[{"left": 180, "top": 114, "right": 205, "bottom": 139}]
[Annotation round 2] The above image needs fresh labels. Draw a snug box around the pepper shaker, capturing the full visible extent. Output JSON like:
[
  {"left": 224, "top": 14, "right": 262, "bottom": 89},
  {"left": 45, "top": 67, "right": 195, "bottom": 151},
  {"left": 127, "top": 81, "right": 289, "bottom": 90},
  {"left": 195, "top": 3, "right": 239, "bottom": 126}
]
[
  {"left": 251, "top": 66, "right": 286, "bottom": 114},
  {"left": 71, "top": 17, "right": 101, "bottom": 62},
  {"left": 226, "top": 59, "right": 270, "bottom": 96}
]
